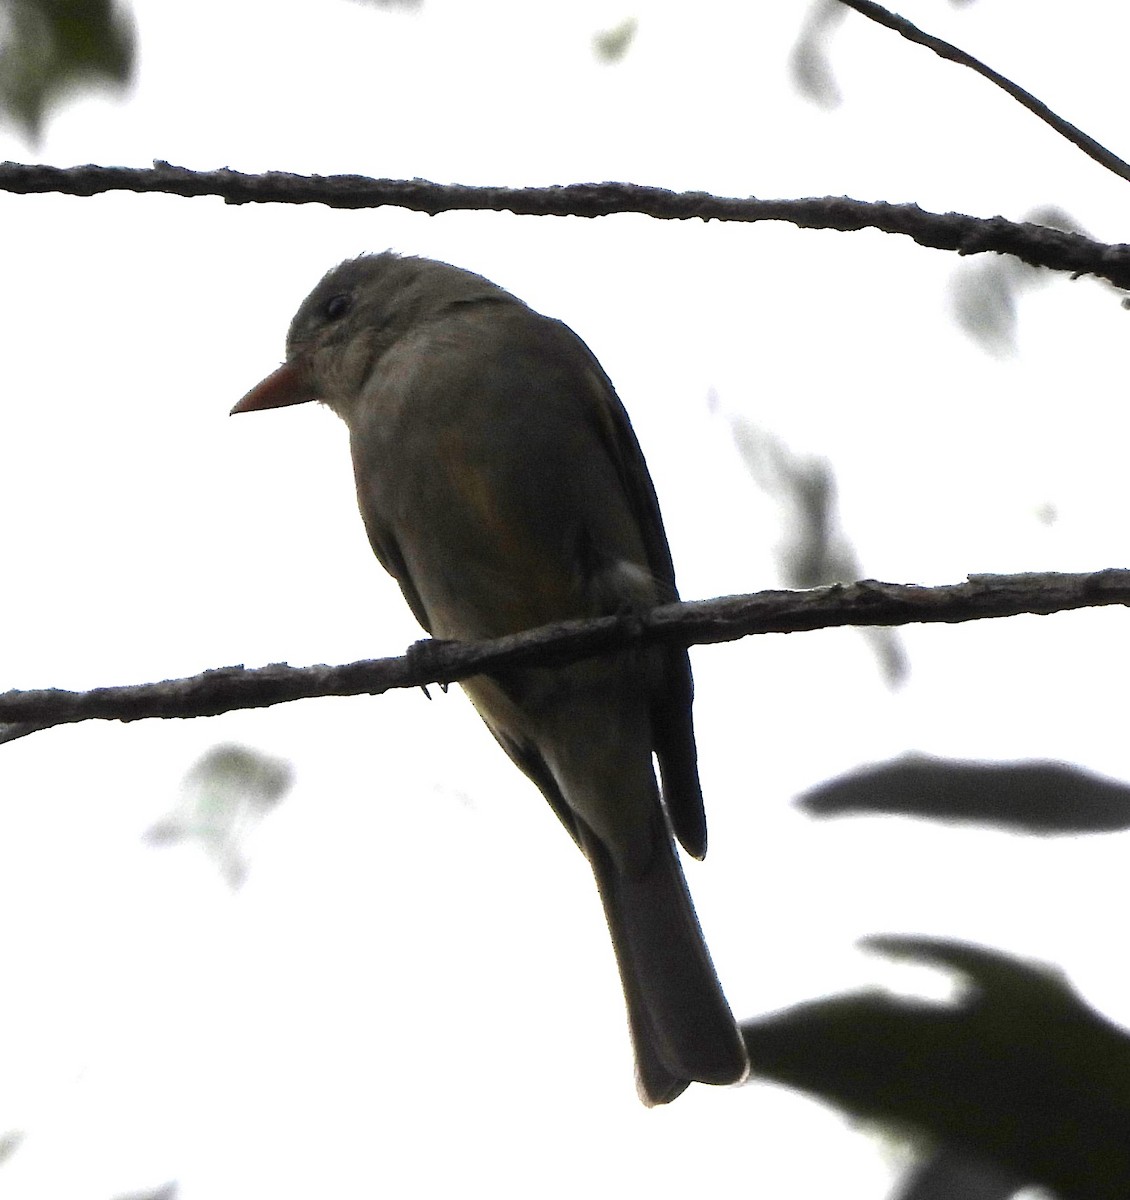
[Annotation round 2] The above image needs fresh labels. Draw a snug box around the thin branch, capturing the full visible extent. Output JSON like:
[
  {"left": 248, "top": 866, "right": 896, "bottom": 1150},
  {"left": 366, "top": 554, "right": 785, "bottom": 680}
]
[
  {"left": 2, "top": 162, "right": 1130, "bottom": 288},
  {"left": 836, "top": 0, "right": 1130, "bottom": 185},
  {"left": 2, "top": 569, "right": 1128, "bottom": 741}
]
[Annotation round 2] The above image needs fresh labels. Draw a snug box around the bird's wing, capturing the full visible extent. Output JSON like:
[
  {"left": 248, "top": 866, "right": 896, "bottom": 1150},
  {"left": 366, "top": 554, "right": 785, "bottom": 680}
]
[
  {"left": 555, "top": 321, "right": 708, "bottom": 860},
  {"left": 358, "top": 513, "right": 434, "bottom": 635}
]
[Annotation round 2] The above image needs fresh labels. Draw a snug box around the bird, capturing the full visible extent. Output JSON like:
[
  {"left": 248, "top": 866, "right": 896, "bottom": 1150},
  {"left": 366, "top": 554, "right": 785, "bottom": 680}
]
[{"left": 232, "top": 252, "right": 748, "bottom": 1104}]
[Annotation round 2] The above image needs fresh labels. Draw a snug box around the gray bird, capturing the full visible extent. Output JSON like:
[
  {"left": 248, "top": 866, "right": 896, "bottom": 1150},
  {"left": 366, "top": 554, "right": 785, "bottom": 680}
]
[{"left": 232, "top": 253, "right": 747, "bottom": 1103}]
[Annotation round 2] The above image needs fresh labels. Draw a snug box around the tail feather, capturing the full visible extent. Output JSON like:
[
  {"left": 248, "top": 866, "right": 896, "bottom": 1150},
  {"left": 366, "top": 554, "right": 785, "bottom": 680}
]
[{"left": 580, "top": 817, "right": 748, "bottom": 1105}]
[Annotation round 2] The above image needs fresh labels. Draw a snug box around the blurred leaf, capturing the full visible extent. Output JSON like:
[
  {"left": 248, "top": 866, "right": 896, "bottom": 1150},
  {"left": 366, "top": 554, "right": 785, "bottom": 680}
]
[
  {"left": 861, "top": 625, "right": 909, "bottom": 688},
  {"left": 728, "top": 419, "right": 853, "bottom": 588},
  {"left": 951, "top": 206, "right": 1085, "bottom": 355},
  {"left": 794, "top": 0, "right": 983, "bottom": 106},
  {"left": 111, "top": 1184, "right": 177, "bottom": 1200},
  {"left": 144, "top": 744, "right": 293, "bottom": 887},
  {"left": 892, "top": 1145, "right": 1029, "bottom": 1200},
  {"left": 742, "top": 937, "right": 1130, "bottom": 1200},
  {"left": 952, "top": 258, "right": 1019, "bottom": 355},
  {"left": 728, "top": 417, "right": 907, "bottom": 685},
  {"left": 0, "top": 1129, "right": 23, "bottom": 1167},
  {"left": 593, "top": 17, "right": 637, "bottom": 64},
  {"left": 1023, "top": 205, "right": 1083, "bottom": 238},
  {"left": 798, "top": 753, "right": 1130, "bottom": 834},
  {"left": 790, "top": 0, "right": 845, "bottom": 108},
  {"left": 0, "top": 0, "right": 135, "bottom": 143}
]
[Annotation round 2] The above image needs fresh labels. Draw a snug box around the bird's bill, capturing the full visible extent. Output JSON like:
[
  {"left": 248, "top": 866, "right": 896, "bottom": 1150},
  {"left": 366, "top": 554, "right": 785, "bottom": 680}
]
[{"left": 230, "top": 360, "right": 317, "bottom": 415}]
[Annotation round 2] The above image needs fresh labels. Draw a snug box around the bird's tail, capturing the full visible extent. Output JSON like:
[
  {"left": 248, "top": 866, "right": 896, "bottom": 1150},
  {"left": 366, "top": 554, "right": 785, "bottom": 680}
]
[{"left": 580, "top": 816, "right": 748, "bottom": 1105}]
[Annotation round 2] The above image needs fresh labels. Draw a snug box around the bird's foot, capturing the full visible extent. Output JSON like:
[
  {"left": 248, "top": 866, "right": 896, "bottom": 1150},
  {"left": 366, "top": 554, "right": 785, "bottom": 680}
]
[{"left": 407, "top": 637, "right": 454, "bottom": 696}]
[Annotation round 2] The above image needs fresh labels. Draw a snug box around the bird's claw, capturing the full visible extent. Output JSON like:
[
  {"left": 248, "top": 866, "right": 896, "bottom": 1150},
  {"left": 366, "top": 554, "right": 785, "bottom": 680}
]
[{"left": 408, "top": 638, "right": 454, "bottom": 697}]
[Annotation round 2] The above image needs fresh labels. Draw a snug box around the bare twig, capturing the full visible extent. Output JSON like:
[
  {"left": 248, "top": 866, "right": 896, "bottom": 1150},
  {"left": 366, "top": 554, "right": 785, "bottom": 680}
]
[
  {"left": 836, "top": 0, "right": 1130, "bottom": 185},
  {"left": 2, "top": 569, "right": 1128, "bottom": 740},
  {"left": 2, "top": 163, "right": 1130, "bottom": 287}
]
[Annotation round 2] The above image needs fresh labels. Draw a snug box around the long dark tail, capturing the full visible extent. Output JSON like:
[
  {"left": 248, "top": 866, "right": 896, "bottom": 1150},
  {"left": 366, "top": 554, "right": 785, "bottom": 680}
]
[{"left": 580, "top": 816, "right": 748, "bottom": 1105}]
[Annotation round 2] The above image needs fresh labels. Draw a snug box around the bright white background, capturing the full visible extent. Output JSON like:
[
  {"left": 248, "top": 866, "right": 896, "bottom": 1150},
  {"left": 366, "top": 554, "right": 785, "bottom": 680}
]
[{"left": 1, "top": 2, "right": 1129, "bottom": 1196}]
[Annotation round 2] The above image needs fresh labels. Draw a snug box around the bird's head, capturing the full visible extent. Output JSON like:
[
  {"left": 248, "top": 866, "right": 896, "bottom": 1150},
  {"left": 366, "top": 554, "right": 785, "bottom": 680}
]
[{"left": 231, "top": 252, "right": 511, "bottom": 422}]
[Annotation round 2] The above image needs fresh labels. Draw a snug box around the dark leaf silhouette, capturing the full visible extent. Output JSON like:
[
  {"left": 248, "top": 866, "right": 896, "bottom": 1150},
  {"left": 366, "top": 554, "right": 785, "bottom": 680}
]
[
  {"left": 798, "top": 753, "right": 1130, "bottom": 834},
  {"left": 0, "top": 0, "right": 135, "bottom": 143},
  {"left": 742, "top": 937, "right": 1130, "bottom": 1200}
]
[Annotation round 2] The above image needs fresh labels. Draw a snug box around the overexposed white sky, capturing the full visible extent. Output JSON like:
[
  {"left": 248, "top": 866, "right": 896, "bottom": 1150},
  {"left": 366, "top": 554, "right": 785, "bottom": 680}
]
[{"left": 3, "top": 2, "right": 1130, "bottom": 1196}]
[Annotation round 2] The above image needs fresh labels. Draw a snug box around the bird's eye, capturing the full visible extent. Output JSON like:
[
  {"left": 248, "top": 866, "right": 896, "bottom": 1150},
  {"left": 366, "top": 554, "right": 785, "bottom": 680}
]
[{"left": 323, "top": 293, "right": 352, "bottom": 321}]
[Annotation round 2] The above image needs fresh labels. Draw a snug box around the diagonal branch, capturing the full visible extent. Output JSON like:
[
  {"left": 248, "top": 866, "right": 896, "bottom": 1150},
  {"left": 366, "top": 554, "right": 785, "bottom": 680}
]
[
  {"left": 2, "top": 569, "right": 1128, "bottom": 742},
  {"left": 836, "top": 0, "right": 1130, "bottom": 186},
  {"left": 2, "top": 162, "right": 1130, "bottom": 287}
]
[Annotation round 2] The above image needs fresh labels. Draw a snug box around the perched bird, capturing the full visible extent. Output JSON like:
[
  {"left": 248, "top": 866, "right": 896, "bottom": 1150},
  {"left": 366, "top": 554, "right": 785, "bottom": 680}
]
[{"left": 232, "top": 253, "right": 747, "bottom": 1103}]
